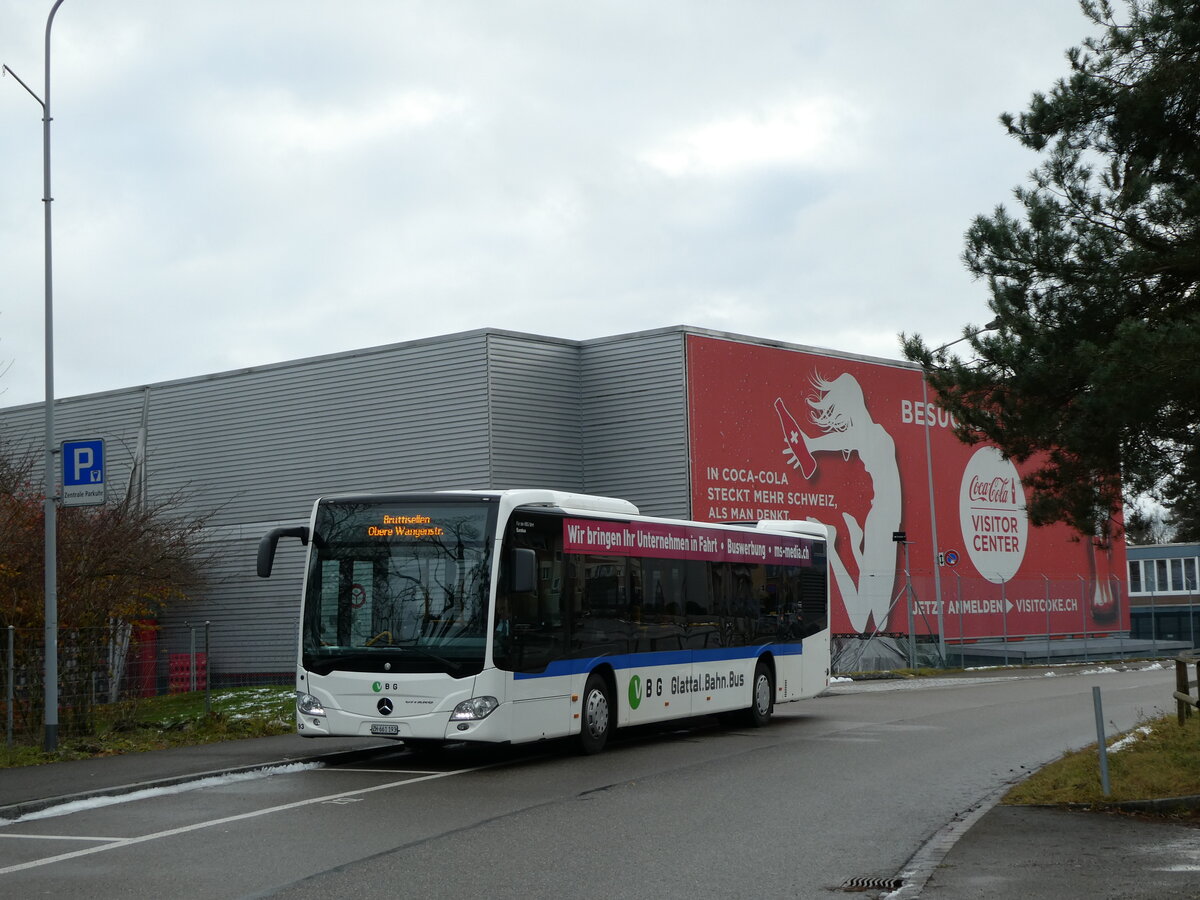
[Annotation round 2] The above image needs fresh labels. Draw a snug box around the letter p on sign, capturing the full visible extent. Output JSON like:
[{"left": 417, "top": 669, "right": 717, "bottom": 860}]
[{"left": 73, "top": 446, "right": 93, "bottom": 481}]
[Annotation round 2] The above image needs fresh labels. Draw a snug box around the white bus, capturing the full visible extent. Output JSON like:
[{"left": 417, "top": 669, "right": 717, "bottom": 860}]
[{"left": 257, "top": 489, "right": 829, "bottom": 753}]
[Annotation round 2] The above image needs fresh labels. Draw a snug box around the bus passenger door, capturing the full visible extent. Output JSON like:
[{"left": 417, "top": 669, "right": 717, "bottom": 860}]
[{"left": 498, "top": 516, "right": 573, "bottom": 741}]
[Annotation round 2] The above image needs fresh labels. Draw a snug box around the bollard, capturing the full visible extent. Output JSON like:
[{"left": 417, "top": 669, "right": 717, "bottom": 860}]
[
  {"left": 1001, "top": 581, "right": 1008, "bottom": 667},
  {"left": 1043, "top": 575, "right": 1051, "bottom": 667},
  {"left": 6, "top": 625, "right": 12, "bottom": 748},
  {"left": 1179, "top": 657, "right": 1190, "bottom": 726},
  {"left": 204, "top": 621, "right": 211, "bottom": 716},
  {"left": 189, "top": 623, "right": 197, "bottom": 693},
  {"left": 1093, "top": 686, "right": 1111, "bottom": 796}
]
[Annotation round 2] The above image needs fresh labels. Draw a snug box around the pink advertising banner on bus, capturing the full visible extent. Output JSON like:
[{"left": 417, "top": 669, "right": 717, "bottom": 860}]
[
  {"left": 684, "top": 334, "right": 1128, "bottom": 639},
  {"left": 562, "top": 518, "right": 815, "bottom": 567}
]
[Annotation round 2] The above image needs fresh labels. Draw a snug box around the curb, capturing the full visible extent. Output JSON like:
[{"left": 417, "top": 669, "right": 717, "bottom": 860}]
[
  {"left": 0, "top": 743, "right": 396, "bottom": 822},
  {"left": 1019, "top": 794, "right": 1200, "bottom": 816},
  {"left": 1103, "top": 794, "right": 1200, "bottom": 814}
]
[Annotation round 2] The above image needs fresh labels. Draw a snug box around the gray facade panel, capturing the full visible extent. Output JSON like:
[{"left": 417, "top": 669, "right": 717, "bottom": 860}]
[
  {"left": 580, "top": 329, "right": 689, "bottom": 518},
  {"left": 140, "top": 332, "right": 495, "bottom": 527},
  {"left": 162, "top": 536, "right": 304, "bottom": 679},
  {"left": 487, "top": 333, "right": 583, "bottom": 491}
]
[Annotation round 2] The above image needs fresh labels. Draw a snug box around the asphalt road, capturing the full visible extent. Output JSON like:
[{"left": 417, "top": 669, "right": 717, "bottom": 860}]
[{"left": 0, "top": 665, "right": 1178, "bottom": 898}]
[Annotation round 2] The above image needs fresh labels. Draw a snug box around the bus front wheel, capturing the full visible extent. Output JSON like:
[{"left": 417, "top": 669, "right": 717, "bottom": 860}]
[
  {"left": 747, "top": 661, "right": 773, "bottom": 727},
  {"left": 578, "top": 673, "right": 612, "bottom": 754}
]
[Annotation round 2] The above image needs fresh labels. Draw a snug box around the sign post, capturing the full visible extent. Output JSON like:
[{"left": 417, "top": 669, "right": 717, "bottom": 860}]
[
  {"left": 894, "top": 532, "right": 916, "bottom": 668},
  {"left": 61, "top": 439, "right": 105, "bottom": 507}
]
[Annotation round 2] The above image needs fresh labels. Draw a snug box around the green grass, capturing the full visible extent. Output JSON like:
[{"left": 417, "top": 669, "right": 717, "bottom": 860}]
[
  {"left": 1004, "top": 712, "right": 1200, "bottom": 819},
  {"left": 0, "top": 686, "right": 295, "bottom": 769}
]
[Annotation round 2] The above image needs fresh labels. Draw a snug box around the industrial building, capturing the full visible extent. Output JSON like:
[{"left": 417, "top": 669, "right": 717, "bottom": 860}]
[{"left": 2, "top": 325, "right": 1182, "bottom": 681}]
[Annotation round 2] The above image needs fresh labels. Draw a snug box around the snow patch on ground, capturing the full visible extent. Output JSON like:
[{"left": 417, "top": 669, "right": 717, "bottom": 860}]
[
  {"left": 1109, "top": 725, "right": 1153, "bottom": 754},
  {"left": 0, "top": 762, "right": 321, "bottom": 825}
]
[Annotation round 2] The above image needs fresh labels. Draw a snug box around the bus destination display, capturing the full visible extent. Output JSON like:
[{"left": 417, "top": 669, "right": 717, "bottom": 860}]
[{"left": 365, "top": 514, "right": 446, "bottom": 539}]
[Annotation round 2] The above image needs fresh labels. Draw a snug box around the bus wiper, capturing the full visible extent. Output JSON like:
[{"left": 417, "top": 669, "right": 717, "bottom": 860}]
[
  {"left": 303, "top": 652, "right": 378, "bottom": 676},
  {"left": 393, "top": 640, "right": 463, "bottom": 674},
  {"left": 303, "top": 648, "right": 462, "bottom": 676}
]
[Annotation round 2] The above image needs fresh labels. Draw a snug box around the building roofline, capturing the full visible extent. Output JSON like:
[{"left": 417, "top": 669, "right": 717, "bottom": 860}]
[
  {"left": 0, "top": 327, "right": 578, "bottom": 412},
  {"left": 2, "top": 323, "right": 920, "bottom": 412}
]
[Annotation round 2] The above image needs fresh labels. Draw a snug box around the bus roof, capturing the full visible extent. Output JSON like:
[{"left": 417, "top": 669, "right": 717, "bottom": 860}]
[{"left": 315, "top": 489, "right": 824, "bottom": 539}]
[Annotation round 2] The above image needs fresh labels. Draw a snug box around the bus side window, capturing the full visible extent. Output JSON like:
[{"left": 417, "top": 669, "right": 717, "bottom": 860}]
[
  {"left": 638, "top": 558, "right": 686, "bottom": 651},
  {"left": 800, "top": 553, "right": 829, "bottom": 637},
  {"left": 575, "top": 554, "right": 631, "bottom": 656},
  {"left": 679, "top": 559, "right": 711, "bottom": 648},
  {"left": 729, "top": 564, "right": 755, "bottom": 647},
  {"left": 495, "top": 514, "right": 567, "bottom": 673}
]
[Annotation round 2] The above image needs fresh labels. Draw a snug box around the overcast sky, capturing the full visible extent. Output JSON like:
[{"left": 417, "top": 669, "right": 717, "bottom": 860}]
[{"left": 1, "top": 1, "right": 1102, "bottom": 409}]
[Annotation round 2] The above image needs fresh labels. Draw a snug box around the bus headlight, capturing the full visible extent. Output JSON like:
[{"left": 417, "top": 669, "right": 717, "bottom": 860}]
[
  {"left": 450, "top": 696, "right": 499, "bottom": 720},
  {"left": 297, "top": 692, "right": 326, "bottom": 717}
]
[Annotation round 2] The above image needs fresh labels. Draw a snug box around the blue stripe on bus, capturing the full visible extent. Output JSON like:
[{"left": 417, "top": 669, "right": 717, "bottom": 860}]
[{"left": 512, "top": 642, "right": 803, "bottom": 680}]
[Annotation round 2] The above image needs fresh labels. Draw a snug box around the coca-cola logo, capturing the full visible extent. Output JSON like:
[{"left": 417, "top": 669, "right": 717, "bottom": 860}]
[
  {"left": 968, "top": 476, "right": 1016, "bottom": 505},
  {"left": 959, "top": 447, "right": 1028, "bottom": 584}
]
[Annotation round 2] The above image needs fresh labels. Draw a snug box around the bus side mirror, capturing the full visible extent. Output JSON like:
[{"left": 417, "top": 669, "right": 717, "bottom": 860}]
[
  {"left": 257, "top": 526, "right": 310, "bottom": 578},
  {"left": 510, "top": 548, "right": 537, "bottom": 594}
]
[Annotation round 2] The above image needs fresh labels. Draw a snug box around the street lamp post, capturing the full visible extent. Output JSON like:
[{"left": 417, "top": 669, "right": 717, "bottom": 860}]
[
  {"left": 3, "top": 0, "right": 68, "bottom": 752},
  {"left": 921, "top": 317, "right": 1000, "bottom": 667}
]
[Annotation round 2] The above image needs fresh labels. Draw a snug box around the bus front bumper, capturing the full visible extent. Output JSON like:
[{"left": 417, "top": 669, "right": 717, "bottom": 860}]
[{"left": 296, "top": 703, "right": 511, "bottom": 743}]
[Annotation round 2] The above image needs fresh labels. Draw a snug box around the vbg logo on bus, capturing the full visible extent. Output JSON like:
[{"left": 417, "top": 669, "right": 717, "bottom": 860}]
[{"left": 628, "top": 671, "right": 745, "bottom": 709}]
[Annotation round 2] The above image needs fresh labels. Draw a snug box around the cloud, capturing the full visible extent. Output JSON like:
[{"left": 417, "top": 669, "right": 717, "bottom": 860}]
[
  {"left": 640, "top": 96, "right": 866, "bottom": 177},
  {"left": 0, "top": 1, "right": 1101, "bottom": 407},
  {"left": 198, "top": 87, "right": 471, "bottom": 168}
]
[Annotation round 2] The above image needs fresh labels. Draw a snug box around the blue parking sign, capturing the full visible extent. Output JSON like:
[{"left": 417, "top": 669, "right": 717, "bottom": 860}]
[{"left": 62, "top": 439, "right": 105, "bottom": 506}]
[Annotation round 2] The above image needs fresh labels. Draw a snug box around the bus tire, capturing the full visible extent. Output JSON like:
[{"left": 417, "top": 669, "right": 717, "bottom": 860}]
[
  {"left": 747, "top": 660, "right": 773, "bottom": 728},
  {"left": 578, "top": 673, "right": 613, "bottom": 754}
]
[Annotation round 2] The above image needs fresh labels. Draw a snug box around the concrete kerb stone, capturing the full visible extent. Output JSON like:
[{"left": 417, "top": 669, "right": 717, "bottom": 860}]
[
  {"left": 1038, "top": 794, "right": 1200, "bottom": 816},
  {"left": 0, "top": 743, "right": 395, "bottom": 822},
  {"left": 884, "top": 783, "right": 1011, "bottom": 899}
]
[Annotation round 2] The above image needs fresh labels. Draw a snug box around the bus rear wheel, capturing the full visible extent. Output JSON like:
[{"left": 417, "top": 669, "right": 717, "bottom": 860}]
[
  {"left": 747, "top": 661, "right": 773, "bottom": 727},
  {"left": 578, "top": 673, "right": 612, "bottom": 754}
]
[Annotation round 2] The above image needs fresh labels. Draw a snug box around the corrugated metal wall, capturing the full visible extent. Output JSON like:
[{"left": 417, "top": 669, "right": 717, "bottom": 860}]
[
  {"left": 3, "top": 332, "right": 501, "bottom": 678},
  {"left": 580, "top": 328, "right": 690, "bottom": 518},
  {"left": 143, "top": 330, "right": 496, "bottom": 527},
  {"left": 487, "top": 332, "right": 584, "bottom": 491},
  {"left": 0, "top": 327, "right": 695, "bottom": 679}
]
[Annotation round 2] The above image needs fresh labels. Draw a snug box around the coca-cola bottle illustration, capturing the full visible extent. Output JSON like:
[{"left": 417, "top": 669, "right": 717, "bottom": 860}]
[
  {"left": 1087, "top": 537, "right": 1117, "bottom": 624},
  {"left": 774, "top": 398, "right": 817, "bottom": 479}
]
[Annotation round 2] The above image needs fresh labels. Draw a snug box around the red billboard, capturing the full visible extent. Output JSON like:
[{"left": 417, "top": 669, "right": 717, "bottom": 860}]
[{"left": 685, "top": 334, "right": 1128, "bottom": 640}]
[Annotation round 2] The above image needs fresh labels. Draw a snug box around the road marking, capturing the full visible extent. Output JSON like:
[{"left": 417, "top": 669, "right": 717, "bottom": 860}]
[
  {"left": 0, "top": 763, "right": 492, "bottom": 875},
  {"left": 330, "top": 768, "right": 440, "bottom": 775},
  {"left": 2, "top": 762, "right": 322, "bottom": 824},
  {"left": 0, "top": 834, "right": 122, "bottom": 843}
]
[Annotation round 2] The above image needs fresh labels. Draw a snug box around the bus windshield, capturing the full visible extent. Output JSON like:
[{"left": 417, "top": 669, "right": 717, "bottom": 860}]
[{"left": 301, "top": 498, "right": 496, "bottom": 677}]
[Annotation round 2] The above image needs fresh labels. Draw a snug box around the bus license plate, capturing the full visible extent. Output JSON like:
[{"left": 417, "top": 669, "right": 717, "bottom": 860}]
[{"left": 370, "top": 723, "right": 399, "bottom": 735}]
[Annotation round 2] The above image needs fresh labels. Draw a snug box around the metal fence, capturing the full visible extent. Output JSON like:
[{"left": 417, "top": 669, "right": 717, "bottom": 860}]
[
  {"left": 3, "top": 622, "right": 291, "bottom": 745},
  {"left": 1130, "top": 589, "right": 1200, "bottom": 646},
  {"left": 832, "top": 569, "right": 1199, "bottom": 672}
]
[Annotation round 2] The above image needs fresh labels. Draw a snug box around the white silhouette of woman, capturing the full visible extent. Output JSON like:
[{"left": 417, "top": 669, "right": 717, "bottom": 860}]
[{"left": 777, "top": 374, "right": 902, "bottom": 633}]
